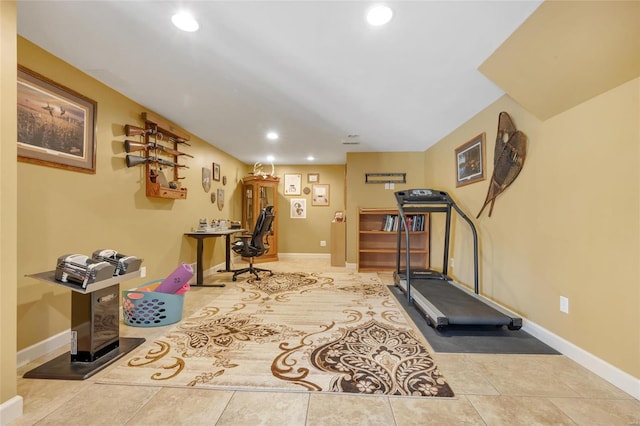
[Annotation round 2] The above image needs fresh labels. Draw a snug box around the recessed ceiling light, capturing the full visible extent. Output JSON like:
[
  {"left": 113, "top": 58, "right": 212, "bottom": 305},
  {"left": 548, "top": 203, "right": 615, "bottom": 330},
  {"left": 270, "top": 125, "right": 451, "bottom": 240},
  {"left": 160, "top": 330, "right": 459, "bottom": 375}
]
[
  {"left": 366, "top": 5, "right": 393, "bottom": 26},
  {"left": 172, "top": 11, "right": 199, "bottom": 32},
  {"left": 307, "top": 156, "right": 315, "bottom": 161},
  {"left": 266, "top": 131, "right": 279, "bottom": 141},
  {"left": 266, "top": 155, "right": 275, "bottom": 162}
]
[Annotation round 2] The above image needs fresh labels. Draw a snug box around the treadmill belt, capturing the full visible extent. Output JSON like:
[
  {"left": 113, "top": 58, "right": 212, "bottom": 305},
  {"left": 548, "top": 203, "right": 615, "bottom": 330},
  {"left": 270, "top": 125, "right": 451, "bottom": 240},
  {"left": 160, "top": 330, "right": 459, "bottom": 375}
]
[{"left": 411, "top": 279, "right": 511, "bottom": 326}]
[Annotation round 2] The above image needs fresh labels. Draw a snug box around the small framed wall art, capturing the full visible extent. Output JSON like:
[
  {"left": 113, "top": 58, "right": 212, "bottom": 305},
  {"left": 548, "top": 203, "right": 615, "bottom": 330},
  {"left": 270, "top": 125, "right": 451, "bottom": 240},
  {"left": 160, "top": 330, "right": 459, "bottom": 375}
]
[
  {"left": 284, "top": 173, "right": 302, "bottom": 195},
  {"left": 212, "top": 162, "right": 221, "bottom": 181},
  {"left": 455, "top": 132, "right": 486, "bottom": 187},
  {"left": 312, "top": 184, "right": 330, "bottom": 206},
  {"left": 290, "top": 198, "right": 306, "bottom": 219},
  {"left": 307, "top": 173, "right": 319, "bottom": 183}
]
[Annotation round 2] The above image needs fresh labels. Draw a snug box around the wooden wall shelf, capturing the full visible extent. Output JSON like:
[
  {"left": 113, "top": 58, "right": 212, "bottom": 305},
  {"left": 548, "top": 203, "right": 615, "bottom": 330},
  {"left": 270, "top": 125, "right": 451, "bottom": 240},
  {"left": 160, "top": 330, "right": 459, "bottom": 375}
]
[{"left": 145, "top": 177, "right": 187, "bottom": 199}]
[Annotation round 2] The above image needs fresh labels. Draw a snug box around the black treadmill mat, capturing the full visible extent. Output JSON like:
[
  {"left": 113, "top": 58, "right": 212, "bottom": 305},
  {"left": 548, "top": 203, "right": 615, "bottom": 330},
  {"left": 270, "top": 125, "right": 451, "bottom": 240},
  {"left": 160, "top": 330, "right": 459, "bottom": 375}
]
[{"left": 389, "top": 286, "right": 559, "bottom": 354}]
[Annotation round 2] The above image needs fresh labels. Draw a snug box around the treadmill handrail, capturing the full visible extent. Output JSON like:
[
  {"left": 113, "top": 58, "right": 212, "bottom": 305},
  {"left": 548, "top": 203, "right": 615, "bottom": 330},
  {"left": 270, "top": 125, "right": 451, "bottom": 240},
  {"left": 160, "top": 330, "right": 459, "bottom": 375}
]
[
  {"left": 395, "top": 189, "right": 479, "bottom": 295},
  {"left": 450, "top": 199, "right": 479, "bottom": 293}
]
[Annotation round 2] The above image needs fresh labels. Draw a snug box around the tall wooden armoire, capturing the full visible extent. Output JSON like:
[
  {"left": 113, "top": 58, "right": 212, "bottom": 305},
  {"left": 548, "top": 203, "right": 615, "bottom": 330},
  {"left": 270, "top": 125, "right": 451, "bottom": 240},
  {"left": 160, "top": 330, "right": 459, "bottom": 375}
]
[{"left": 241, "top": 175, "right": 279, "bottom": 262}]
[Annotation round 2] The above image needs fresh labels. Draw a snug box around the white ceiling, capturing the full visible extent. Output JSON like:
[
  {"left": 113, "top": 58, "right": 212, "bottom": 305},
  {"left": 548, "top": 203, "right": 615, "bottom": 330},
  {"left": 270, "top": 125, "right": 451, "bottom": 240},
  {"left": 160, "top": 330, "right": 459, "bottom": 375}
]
[{"left": 17, "top": 1, "right": 541, "bottom": 165}]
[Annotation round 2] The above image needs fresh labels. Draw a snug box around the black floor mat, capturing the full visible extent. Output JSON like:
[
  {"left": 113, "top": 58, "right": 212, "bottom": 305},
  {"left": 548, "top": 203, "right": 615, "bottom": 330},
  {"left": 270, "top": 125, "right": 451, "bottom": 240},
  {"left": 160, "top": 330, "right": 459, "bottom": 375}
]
[{"left": 389, "top": 286, "right": 560, "bottom": 355}]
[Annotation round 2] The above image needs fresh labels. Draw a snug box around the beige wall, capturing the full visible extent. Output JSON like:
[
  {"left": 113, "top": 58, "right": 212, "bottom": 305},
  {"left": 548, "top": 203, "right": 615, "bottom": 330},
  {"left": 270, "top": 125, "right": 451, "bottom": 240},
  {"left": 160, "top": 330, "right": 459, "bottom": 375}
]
[
  {"left": 275, "top": 165, "right": 345, "bottom": 254},
  {"left": 16, "top": 37, "right": 247, "bottom": 350},
  {"left": 1, "top": 0, "right": 18, "bottom": 406},
  {"left": 423, "top": 81, "right": 640, "bottom": 378},
  {"left": 345, "top": 152, "right": 426, "bottom": 265}
]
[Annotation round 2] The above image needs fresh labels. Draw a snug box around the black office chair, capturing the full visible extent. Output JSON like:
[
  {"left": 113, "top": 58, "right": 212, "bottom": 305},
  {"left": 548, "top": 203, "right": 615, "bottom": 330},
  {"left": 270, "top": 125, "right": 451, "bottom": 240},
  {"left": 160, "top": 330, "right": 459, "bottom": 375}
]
[{"left": 231, "top": 206, "right": 275, "bottom": 281}]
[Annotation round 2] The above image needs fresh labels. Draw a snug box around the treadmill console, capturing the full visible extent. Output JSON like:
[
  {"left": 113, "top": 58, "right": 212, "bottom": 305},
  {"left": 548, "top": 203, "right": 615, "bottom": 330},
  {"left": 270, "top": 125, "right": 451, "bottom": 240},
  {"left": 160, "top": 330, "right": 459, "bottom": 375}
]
[{"left": 395, "top": 189, "right": 449, "bottom": 204}]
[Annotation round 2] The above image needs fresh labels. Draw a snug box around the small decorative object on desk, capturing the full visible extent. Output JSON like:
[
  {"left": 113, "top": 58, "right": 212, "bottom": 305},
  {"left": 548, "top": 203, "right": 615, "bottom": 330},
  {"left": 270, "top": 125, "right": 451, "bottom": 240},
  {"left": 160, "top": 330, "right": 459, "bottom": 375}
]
[
  {"left": 208, "top": 218, "right": 235, "bottom": 231},
  {"left": 230, "top": 221, "right": 241, "bottom": 229},
  {"left": 196, "top": 218, "right": 208, "bottom": 232}
]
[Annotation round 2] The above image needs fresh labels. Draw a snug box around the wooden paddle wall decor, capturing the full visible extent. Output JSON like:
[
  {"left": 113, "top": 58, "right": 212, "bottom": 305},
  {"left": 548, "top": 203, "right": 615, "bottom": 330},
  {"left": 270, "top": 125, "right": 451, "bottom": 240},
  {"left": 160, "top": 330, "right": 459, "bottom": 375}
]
[{"left": 477, "top": 112, "right": 527, "bottom": 218}]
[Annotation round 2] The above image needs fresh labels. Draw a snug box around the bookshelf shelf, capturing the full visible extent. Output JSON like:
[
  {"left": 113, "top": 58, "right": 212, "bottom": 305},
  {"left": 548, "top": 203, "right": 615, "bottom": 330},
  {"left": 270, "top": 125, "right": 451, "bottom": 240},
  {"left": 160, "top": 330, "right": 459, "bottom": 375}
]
[{"left": 357, "top": 208, "right": 429, "bottom": 272}]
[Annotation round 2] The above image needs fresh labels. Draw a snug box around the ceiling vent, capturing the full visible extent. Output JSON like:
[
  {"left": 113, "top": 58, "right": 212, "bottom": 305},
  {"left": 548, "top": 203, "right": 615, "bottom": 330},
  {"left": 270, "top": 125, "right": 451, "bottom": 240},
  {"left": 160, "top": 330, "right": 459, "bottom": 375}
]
[{"left": 342, "top": 134, "right": 361, "bottom": 145}]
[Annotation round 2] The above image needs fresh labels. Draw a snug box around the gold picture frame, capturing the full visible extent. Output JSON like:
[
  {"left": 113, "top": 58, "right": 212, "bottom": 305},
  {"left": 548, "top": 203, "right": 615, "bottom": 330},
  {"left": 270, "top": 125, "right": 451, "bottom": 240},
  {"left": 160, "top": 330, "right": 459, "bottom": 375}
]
[
  {"left": 307, "top": 173, "right": 319, "bottom": 183},
  {"left": 455, "top": 133, "right": 486, "bottom": 187},
  {"left": 312, "top": 184, "right": 330, "bottom": 206}
]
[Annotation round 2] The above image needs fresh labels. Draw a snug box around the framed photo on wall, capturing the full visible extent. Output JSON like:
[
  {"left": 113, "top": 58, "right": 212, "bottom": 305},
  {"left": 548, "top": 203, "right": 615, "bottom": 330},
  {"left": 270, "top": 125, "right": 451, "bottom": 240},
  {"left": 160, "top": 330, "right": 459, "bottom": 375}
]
[
  {"left": 455, "top": 132, "right": 486, "bottom": 187},
  {"left": 17, "top": 65, "right": 97, "bottom": 174},
  {"left": 307, "top": 173, "right": 319, "bottom": 183},
  {"left": 312, "top": 184, "right": 330, "bottom": 206},
  {"left": 290, "top": 198, "right": 306, "bottom": 219},
  {"left": 212, "top": 162, "right": 221, "bottom": 181},
  {"left": 284, "top": 173, "right": 302, "bottom": 195}
]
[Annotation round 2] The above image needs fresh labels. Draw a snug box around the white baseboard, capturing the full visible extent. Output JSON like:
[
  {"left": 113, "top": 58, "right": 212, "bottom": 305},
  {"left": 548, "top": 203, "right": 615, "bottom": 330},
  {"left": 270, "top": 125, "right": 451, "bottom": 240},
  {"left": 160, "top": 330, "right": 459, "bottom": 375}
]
[
  {"left": 16, "top": 329, "right": 70, "bottom": 368},
  {"left": 0, "top": 396, "right": 23, "bottom": 426},
  {"left": 279, "top": 253, "right": 360, "bottom": 268},
  {"left": 201, "top": 254, "right": 354, "bottom": 273},
  {"left": 278, "top": 253, "right": 330, "bottom": 259},
  {"left": 522, "top": 319, "right": 640, "bottom": 400},
  {"left": 201, "top": 262, "right": 227, "bottom": 279}
]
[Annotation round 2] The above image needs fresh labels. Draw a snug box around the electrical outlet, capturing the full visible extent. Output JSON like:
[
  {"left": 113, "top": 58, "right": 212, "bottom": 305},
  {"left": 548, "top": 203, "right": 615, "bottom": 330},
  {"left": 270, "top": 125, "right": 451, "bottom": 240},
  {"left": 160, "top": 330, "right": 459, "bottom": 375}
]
[
  {"left": 450, "top": 258, "right": 455, "bottom": 267},
  {"left": 140, "top": 266, "right": 147, "bottom": 278},
  {"left": 320, "top": 240, "right": 326, "bottom": 247},
  {"left": 560, "top": 296, "right": 569, "bottom": 314}
]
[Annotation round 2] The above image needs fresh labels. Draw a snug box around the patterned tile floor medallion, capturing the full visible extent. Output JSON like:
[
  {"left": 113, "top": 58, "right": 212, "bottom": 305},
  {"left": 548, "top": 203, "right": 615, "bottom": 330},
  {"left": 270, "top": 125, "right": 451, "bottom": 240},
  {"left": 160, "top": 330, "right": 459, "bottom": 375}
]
[{"left": 98, "top": 272, "right": 454, "bottom": 398}]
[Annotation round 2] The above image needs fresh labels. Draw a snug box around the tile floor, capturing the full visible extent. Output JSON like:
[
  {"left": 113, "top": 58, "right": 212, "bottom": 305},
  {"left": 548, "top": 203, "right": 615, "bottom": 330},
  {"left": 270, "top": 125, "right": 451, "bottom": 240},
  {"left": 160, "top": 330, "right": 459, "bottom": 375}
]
[{"left": 11, "top": 258, "right": 640, "bottom": 425}]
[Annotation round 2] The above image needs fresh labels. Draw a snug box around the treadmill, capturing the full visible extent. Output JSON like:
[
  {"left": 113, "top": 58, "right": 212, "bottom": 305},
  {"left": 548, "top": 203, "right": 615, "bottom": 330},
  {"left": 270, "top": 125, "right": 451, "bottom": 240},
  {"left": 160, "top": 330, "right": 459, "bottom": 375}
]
[{"left": 393, "top": 189, "right": 522, "bottom": 330}]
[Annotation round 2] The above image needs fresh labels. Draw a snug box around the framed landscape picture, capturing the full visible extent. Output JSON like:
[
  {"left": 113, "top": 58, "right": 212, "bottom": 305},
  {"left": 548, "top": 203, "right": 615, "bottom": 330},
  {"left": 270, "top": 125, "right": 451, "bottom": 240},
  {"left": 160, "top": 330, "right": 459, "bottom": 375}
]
[{"left": 17, "top": 65, "right": 97, "bottom": 173}]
